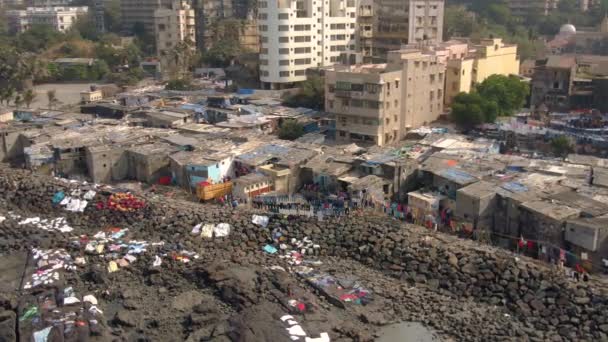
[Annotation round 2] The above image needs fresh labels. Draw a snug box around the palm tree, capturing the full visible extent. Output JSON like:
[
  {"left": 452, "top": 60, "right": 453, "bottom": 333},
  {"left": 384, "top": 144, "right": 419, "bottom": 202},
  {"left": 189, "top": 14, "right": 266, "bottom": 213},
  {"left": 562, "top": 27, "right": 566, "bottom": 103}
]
[
  {"left": 47, "top": 89, "right": 58, "bottom": 109},
  {"left": 23, "top": 89, "right": 36, "bottom": 108},
  {"left": 0, "top": 87, "right": 15, "bottom": 106},
  {"left": 14, "top": 94, "right": 23, "bottom": 109}
]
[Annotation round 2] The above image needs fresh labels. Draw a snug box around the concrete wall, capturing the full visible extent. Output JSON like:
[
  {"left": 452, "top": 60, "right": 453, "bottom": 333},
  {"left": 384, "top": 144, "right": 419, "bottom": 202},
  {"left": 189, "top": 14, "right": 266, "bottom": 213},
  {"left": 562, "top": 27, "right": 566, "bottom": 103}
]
[
  {"left": 1, "top": 131, "right": 27, "bottom": 162},
  {"left": 127, "top": 151, "right": 173, "bottom": 183},
  {"left": 473, "top": 39, "right": 520, "bottom": 85},
  {"left": 86, "top": 147, "right": 128, "bottom": 183}
]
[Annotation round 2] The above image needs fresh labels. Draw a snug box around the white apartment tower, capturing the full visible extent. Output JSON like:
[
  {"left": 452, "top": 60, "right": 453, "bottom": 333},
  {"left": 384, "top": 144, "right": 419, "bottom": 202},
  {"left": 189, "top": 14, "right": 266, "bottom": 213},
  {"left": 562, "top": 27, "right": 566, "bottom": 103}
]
[
  {"left": 258, "top": 0, "right": 358, "bottom": 89},
  {"left": 154, "top": 1, "right": 196, "bottom": 55},
  {"left": 7, "top": 6, "right": 88, "bottom": 34}
]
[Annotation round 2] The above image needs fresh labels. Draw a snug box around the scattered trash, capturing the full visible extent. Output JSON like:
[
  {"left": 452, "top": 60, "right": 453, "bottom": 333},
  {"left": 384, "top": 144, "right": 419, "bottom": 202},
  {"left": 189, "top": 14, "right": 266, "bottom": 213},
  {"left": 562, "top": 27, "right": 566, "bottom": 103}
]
[
  {"left": 33, "top": 326, "right": 53, "bottom": 342},
  {"left": 191, "top": 223, "right": 202, "bottom": 235},
  {"left": 17, "top": 216, "right": 73, "bottom": 233},
  {"left": 52, "top": 191, "right": 65, "bottom": 204},
  {"left": 263, "top": 245, "right": 278, "bottom": 254},
  {"left": 97, "top": 193, "right": 145, "bottom": 212},
  {"left": 153, "top": 255, "right": 162, "bottom": 267},
  {"left": 252, "top": 215, "right": 269, "bottom": 227},
  {"left": 108, "top": 261, "right": 118, "bottom": 273},
  {"left": 83, "top": 295, "right": 98, "bottom": 305},
  {"left": 83, "top": 190, "right": 97, "bottom": 200},
  {"left": 214, "top": 223, "right": 231, "bottom": 237},
  {"left": 200, "top": 224, "right": 215, "bottom": 238},
  {"left": 19, "top": 305, "right": 38, "bottom": 321},
  {"left": 280, "top": 315, "right": 330, "bottom": 342}
]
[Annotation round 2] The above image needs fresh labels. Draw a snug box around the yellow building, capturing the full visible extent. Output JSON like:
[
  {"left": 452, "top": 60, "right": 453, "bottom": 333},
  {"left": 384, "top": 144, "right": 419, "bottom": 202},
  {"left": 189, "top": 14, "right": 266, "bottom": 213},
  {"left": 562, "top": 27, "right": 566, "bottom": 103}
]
[
  {"left": 471, "top": 38, "right": 520, "bottom": 86},
  {"left": 443, "top": 38, "right": 520, "bottom": 106},
  {"left": 445, "top": 58, "right": 474, "bottom": 105}
]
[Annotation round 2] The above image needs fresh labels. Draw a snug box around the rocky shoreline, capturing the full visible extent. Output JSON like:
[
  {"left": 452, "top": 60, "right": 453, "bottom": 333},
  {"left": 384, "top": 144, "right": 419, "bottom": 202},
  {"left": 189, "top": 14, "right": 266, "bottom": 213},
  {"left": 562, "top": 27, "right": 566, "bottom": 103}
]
[{"left": 1, "top": 166, "right": 607, "bottom": 341}]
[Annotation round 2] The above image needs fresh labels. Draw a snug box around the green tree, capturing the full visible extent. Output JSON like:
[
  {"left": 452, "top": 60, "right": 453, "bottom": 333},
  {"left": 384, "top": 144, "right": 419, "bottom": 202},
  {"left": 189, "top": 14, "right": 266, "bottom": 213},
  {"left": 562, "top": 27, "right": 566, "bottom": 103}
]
[
  {"left": 444, "top": 5, "right": 477, "bottom": 39},
  {"left": 104, "top": 0, "right": 122, "bottom": 33},
  {"left": 451, "top": 92, "right": 486, "bottom": 128},
  {"left": 16, "top": 24, "right": 65, "bottom": 52},
  {"left": 47, "top": 89, "right": 59, "bottom": 109},
  {"left": 278, "top": 119, "right": 305, "bottom": 141},
  {"left": 165, "top": 78, "right": 195, "bottom": 91},
  {"left": 70, "top": 12, "right": 99, "bottom": 41},
  {"left": 0, "top": 87, "right": 15, "bottom": 106},
  {"left": 475, "top": 75, "right": 529, "bottom": 116},
  {"left": 283, "top": 76, "right": 325, "bottom": 110},
  {"left": 23, "top": 89, "right": 36, "bottom": 108},
  {"left": 14, "top": 94, "right": 23, "bottom": 109},
  {"left": 551, "top": 136, "right": 574, "bottom": 157},
  {"left": 202, "top": 39, "right": 242, "bottom": 67}
]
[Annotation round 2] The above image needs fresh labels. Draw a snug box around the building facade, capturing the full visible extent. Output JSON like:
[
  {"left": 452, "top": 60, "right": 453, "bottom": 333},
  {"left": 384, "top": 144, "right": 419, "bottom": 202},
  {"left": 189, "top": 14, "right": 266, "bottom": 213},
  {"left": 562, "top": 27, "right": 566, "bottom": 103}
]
[
  {"left": 357, "top": 0, "right": 444, "bottom": 62},
  {"left": 7, "top": 6, "right": 88, "bottom": 33},
  {"left": 154, "top": 1, "right": 196, "bottom": 55},
  {"left": 325, "top": 49, "right": 445, "bottom": 146},
  {"left": 121, "top": 0, "right": 173, "bottom": 33},
  {"left": 506, "top": 0, "right": 559, "bottom": 16},
  {"left": 258, "top": 0, "right": 358, "bottom": 89}
]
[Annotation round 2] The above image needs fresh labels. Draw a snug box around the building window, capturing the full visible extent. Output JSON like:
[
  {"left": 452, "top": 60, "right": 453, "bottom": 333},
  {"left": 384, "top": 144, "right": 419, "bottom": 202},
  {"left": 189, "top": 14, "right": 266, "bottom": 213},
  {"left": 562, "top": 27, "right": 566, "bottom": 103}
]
[
  {"left": 259, "top": 25, "right": 268, "bottom": 31},
  {"left": 294, "top": 69, "right": 306, "bottom": 76},
  {"left": 278, "top": 13, "right": 289, "bottom": 19},
  {"left": 261, "top": 36, "right": 268, "bottom": 43},
  {"left": 294, "top": 35, "right": 311, "bottom": 42},
  {"left": 294, "top": 24, "right": 311, "bottom": 31},
  {"left": 279, "top": 71, "right": 290, "bottom": 77},
  {"left": 279, "top": 48, "right": 289, "bottom": 54},
  {"left": 259, "top": 13, "right": 267, "bottom": 19},
  {"left": 261, "top": 48, "right": 268, "bottom": 54},
  {"left": 279, "top": 60, "right": 290, "bottom": 66},
  {"left": 395, "top": 80, "right": 399, "bottom": 88},
  {"left": 294, "top": 58, "right": 311, "bottom": 65},
  {"left": 260, "top": 59, "right": 268, "bottom": 65},
  {"left": 279, "top": 25, "right": 289, "bottom": 31},
  {"left": 294, "top": 47, "right": 311, "bottom": 53},
  {"left": 328, "top": 100, "right": 334, "bottom": 108},
  {"left": 259, "top": 1, "right": 267, "bottom": 7},
  {"left": 279, "top": 36, "right": 289, "bottom": 42}
]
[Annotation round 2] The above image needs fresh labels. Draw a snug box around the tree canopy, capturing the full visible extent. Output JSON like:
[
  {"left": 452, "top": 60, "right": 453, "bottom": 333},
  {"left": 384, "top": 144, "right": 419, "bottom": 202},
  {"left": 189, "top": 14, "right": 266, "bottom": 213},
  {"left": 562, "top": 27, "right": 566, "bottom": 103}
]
[
  {"left": 451, "top": 75, "right": 528, "bottom": 128},
  {"left": 476, "top": 75, "right": 529, "bottom": 116},
  {"left": 277, "top": 120, "right": 305, "bottom": 141},
  {"left": 283, "top": 76, "right": 325, "bottom": 110},
  {"left": 551, "top": 136, "right": 574, "bottom": 157}
]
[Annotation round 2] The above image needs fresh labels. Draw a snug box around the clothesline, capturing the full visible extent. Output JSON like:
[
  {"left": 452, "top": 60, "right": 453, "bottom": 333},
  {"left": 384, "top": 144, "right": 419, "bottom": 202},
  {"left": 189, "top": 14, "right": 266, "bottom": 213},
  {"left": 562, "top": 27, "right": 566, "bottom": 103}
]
[{"left": 489, "top": 230, "right": 603, "bottom": 270}]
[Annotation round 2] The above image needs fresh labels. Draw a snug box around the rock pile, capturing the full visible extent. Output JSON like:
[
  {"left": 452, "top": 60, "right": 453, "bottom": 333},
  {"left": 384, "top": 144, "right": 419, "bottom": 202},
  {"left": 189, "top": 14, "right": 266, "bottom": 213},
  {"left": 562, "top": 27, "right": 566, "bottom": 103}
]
[{"left": 1, "top": 166, "right": 608, "bottom": 341}]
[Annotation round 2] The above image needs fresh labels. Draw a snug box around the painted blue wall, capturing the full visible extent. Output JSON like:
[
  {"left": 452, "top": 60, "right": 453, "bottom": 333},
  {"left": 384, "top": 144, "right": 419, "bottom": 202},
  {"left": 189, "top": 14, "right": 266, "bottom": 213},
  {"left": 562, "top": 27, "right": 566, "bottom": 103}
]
[{"left": 187, "top": 163, "right": 222, "bottom": 187}]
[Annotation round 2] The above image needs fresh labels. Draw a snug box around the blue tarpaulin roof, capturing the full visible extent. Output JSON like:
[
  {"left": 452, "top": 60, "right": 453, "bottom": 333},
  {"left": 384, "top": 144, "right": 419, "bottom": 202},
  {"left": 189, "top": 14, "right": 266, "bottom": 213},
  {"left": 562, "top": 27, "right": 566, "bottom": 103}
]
[
  {"left": 501, "top": 182, "right": 528, "bottom": 193},
  {"left": 439, "top": 168, "right": 477, "bottom": 184}
]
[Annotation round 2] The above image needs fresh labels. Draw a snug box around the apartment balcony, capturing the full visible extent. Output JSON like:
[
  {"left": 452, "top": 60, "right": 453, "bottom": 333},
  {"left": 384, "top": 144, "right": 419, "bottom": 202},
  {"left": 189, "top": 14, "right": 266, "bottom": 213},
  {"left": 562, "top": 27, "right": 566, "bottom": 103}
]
[
  {"left": 359, "top": 9, "right": 373, "bottom": 17},
  {"left": 334, "top": 90, "right": 382, "bottom": 101},
  {"left": 360, "top": 30, "right": 373, "bottom": 38}
]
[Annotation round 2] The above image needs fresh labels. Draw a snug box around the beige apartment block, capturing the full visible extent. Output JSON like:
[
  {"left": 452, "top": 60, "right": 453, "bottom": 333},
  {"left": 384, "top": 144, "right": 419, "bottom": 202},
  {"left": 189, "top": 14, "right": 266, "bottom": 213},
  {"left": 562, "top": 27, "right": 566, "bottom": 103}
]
[
  {"left": 432, "top": 38, "right": 519, "bottom": 105},
  {"left": 122, "top": 0, "right": 173, "bottom": 33},
  {"left": 326, "top": 49, "right": 445, "bottom": 146},
  {"left": 357, "top": 0, "right": 444, "bottom": 62},
  {"left": 154, "top": 1, "right": 196, "bottom": 55}
]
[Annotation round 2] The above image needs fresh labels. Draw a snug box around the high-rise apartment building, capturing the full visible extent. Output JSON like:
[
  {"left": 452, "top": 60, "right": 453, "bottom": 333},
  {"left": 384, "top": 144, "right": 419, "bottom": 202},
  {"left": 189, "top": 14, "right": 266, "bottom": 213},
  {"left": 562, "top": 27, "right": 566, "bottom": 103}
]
[
  {"left": 506, "top": 0, "right": 559, "bottom": 16},
  {"left": 7, "top": 6, "right": 88, "bottom": 33},
  {"left": 121, "top": 0, "right": 173, "bottom": 33},
  {"left": 358, "top": 0, "right": 444, "bottom": 62},
  {"left": 154, "top": 1, "right": 196, "bottom": 55},
  {"left": 191, "top": 0, "right": 258, "bottom": 52},
  {"left": 325, "top": 49, "right": 445, "bottom": 146},
  {"left": 258, "top": 0, "right": 358, "bottom": 89}
]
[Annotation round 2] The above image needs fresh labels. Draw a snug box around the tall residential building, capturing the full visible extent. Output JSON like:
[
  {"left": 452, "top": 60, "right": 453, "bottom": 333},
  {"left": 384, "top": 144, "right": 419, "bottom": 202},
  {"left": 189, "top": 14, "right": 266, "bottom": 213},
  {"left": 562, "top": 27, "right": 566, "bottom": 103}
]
[
  {"left": 191, "top": 0, "right": 258, "bottom": 52},
  {"left": 441, "top": 38, "right": 520, "bottom": 105},
  {"left": 121, "top": 0, "right": 173, "bottom": 33},
  {"left": 7, "top": 6, "right": 88, "bottom": 34},
  {"left": 258, "top": 0, "right": 358, "bottom": 89},
  {"left": 506, "top": 0, "right": 559, "bottom": 16},
  {"left": 325, "top": 49, "right": 445, "bottom": 146},
  {"left": 358, "top": 0, "right": 444, "bottom": 62},
  {"left": 154, "top": 1, "right": 196, "bottom": 55}
]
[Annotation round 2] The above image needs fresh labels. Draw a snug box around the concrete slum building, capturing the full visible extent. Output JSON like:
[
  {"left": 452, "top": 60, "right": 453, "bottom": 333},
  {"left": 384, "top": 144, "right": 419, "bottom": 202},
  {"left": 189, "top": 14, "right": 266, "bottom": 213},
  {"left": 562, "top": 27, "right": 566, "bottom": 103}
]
[{"left": 3, "top": 86, "right": 608, "bottom": 273}]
